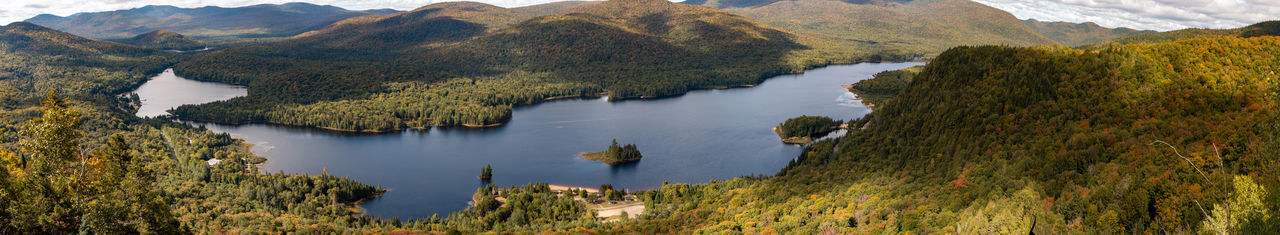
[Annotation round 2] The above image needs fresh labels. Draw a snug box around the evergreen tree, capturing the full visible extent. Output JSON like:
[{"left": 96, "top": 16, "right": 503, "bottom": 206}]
[{"left": 478, "top": 165, "right": 493, "bottom": 180}]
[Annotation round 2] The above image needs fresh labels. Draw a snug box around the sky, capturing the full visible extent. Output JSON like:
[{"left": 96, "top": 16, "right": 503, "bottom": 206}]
[
  {"left": 972, "top": 0, "right": 1280, "bottom": 31},
  {"left": 2, "top": 0, "right": 1278, "bottom": 31}
]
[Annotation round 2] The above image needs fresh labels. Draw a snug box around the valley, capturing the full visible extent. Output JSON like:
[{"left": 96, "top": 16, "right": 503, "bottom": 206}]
[{"left": 0, "top": 0, "right": 1276, "bottom": 233}]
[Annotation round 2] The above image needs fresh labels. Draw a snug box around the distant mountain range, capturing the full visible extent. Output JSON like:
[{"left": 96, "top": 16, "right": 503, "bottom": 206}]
[
  {"left": 1021, "top": 19, "right": 1154, "bottom": 46},
  {"left": 24, "top": 2, "right": 400, "bottom": 39}
]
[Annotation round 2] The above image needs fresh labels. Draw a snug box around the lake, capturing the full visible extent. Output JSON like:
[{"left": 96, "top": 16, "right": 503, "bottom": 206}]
[
  {"left": 133, "top": 68, "right": 247, "bottom": 118},
  {"left": 133, "top": 62, "right": 921, "bottom": 219}
]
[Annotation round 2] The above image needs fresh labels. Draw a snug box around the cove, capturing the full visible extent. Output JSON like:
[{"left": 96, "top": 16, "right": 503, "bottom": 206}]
[{"left": 133, "top": 62, "right": 921, "bottom": 219}]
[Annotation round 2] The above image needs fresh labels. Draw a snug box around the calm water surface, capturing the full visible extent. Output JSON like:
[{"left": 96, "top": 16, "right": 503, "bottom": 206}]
[
  {"left": 134, "top": 62, "right": 921, "bottom": 219},
  {"left": 133, "top": 68, "right": 246, "bottom": 118}
]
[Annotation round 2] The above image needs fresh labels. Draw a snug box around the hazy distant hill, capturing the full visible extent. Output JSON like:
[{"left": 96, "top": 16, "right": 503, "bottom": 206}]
[
  {"left": 511, "top": 1, "right": 600, "bottom": 16},
  {"left": 1021, "top": 19, "right": 1153, "bottom": 46},
  {"left": 24, "top": 2, "right": 400, "bottom": 39},
  {"left": 112, "top": 30, "right": 207, "bottom": 51},
  {"left": 1097, "top": 21, "right": 1280, "bottom": 46},
  {"left": 683, "top": 0, "right": 1058, "bottom": 59}
]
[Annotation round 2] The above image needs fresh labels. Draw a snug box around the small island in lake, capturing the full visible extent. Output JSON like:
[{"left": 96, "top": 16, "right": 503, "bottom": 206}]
[
  {"left": 581, "top": 139, "right": 643, "bottom": 165},
  {"left": 478, "top": 164, "right": 493, "bottom": 180},
  {"left": 775, "top": 115, "right": 843, "bottom": 144}
]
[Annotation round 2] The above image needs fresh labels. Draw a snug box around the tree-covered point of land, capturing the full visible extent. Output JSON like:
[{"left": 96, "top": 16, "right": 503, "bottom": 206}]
[
  {"left": 581, "top": 139, "right": 643, "bottom": 165},
  {"left": 847, "top": 66, "right": 922, "bottom": 106},
  {"left": 775, "top": 115, "right": 842, "bottom": 144}
]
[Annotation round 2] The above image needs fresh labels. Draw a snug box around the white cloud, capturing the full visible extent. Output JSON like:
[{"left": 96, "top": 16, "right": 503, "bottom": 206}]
[{"left": 973, "top": 0, "right": 1280, "bottom": 31}]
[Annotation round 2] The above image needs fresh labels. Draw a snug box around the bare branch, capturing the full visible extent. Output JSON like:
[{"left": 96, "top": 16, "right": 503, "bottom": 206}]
[{"left": 1151, "top": 140, "right": 1215, "bottom": 187}]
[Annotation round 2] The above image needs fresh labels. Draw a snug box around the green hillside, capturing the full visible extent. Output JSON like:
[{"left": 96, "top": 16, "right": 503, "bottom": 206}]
[
  {"left": 0, "top": 22, "right": 173, "bottom": 107},
  {"left": 168, "top": 0, "right": 806, "bottom": 131},
  {"left": 1021, "top": 19, "right": 1154, "bottom": 46},
  {"left": 687, "top": 0, "right": 1060, "bottom": 59},
  {"left": 114, "top": 30, "right": 207, "bottom": 51}
]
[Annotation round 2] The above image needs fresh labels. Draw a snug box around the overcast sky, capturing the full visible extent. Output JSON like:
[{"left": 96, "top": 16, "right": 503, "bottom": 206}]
[
  {"left": 3, "top": 0, "right": 1278, "bottom": 31},
  {"left": 973, "top": 0, "right": 1280, "bottom": 31}
]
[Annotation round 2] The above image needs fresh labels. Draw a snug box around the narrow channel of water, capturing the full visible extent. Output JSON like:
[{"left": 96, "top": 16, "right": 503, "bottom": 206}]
[
  {"left": 132, "top": 68, "right": 246, "bottom": 118},
  {"left": 134, "top": 62, "right": 921, "bottom": 219}
]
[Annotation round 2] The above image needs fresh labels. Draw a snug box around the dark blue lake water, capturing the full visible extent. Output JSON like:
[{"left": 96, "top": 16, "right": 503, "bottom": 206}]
[{"left": 133, "top": 62, "right": 921, "bottom": 219}]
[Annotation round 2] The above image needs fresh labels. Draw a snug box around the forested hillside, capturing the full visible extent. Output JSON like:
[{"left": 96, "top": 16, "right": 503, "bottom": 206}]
[
  {"left": 1021, "top": 19, "right": 1153, "bottom": 46},
  {"left": 169, "top": 0, "right": 809, "bottom": 131},
  {"left": 686, "top": 0, "right": 1059, "bottom": 60},
  {"left": 114, "top": 30, "right": 207, "bottom": 51},
  {"left": 620, "top": 35, "right": 1280, "bottom": 233},
  {"left": 0, "top": 22, "right": 173, "bottom": 108},
  {"left": 24, "top": 3, "right": 396, "bottom": 39},
  {"left": 0, "top": 22, "right": 385, "bottom": 233}
]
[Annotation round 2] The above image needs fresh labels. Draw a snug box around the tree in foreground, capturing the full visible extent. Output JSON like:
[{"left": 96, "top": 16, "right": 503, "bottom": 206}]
[{"left": 0, "top": 93, "right": 180, "bottom": 233}]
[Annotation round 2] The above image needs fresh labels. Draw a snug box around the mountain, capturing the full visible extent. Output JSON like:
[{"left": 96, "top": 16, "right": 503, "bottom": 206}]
[
  {"left": 113, "top": 30, "right": 206, "bottom": 51},
  {"left": 1021, "top": 19, "right": 1154, "bottom": 46},
  {"left": 683, "top": 0, "right": 1059, "bottom": 59},
  {"left": 23, "top": 2, "right": 397, "bottom": 39},
  {"left": 284, "top": 2, "right": 535, "bottom": 50},
  {"left": 169, "top": 0, "right": 804, "bottom": 131},
  {"left": 0, "top": 22, "right": 173, "bottom": 106}
]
